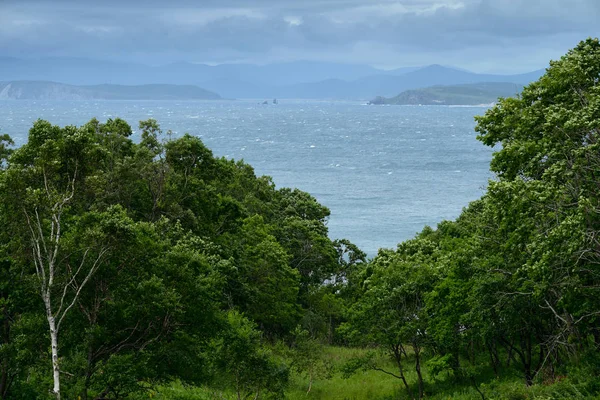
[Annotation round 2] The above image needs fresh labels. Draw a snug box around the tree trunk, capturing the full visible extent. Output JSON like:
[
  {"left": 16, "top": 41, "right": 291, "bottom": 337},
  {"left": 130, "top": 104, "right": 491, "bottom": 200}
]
[
  {"left": 523, "top": 334, "right": 533, "bottom": 386},
  {"left": 500, "top": 336, "right": 532, "bottom": 386},
  {"left": 471, "top": 377, "right": 486, "bottom": 400},
  {"left": 82, "top": 343, "right": 95, "bottom": 400},
  {"left": 392, "top": 345, "right": 415, "bottom": 400},
  {"left": 504, "top": 339, "right": 514, "bottom": 367},
  {"left": 524, "top": 367, "right": 533, "bottom": 387},
  {"left": 413, "top": 343, "right": 424, "bottom": 399},
  {"left": 487, "top": 343, "right": 499, "bottom": 378},
  {"left": 236, "top": 371, "right": 242, "bottom": 400},
  {"left": 45, "top": 301, "right": 61, "bottom": 400}
]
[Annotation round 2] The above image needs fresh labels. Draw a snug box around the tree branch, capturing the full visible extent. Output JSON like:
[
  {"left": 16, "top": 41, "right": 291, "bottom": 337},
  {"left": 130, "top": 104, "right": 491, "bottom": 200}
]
[{"left": 57, "top": 247, "right": 109, "bottom": 332}]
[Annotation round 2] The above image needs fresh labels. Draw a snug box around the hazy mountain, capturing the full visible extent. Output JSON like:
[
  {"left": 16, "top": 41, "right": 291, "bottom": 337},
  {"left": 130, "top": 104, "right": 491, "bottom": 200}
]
[
  {"left": 0, "top": 57, "right": 545, "bottom": 100},
  {"left": 0, "top": 57, "right": 383, "bottom": 86},
  {"left": 394, "top": 64, "right": 543, "bottom": 87},
  {"left": 0, "top": 81, "right": 221, "bottom": 100},
  {"left": 369, "top": 82, "right": 523, "bottom": 105},
  {"left": 199, "top": 77, "right": 269, "bottom": 99},
  {"left": 273, "top": 65, "right": 544, "bottom": 99},
  {"left": 0, "top": 57, "right": 148, "bottom": 85},
  {"left": 379, "top": 66, "right": 426, "bottom": 75}
]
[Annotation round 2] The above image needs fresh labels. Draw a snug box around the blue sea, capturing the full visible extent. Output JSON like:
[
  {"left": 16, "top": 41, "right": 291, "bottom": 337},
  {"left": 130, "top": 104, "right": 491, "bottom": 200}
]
[{"left": 0, "top": 99, "right": 494, "bottom": 256}]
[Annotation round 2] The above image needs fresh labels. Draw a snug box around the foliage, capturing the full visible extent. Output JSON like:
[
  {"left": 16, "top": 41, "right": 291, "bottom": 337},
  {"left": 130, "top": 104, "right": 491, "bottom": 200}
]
[
  {"left": 339, "top": 37, "right": 600, "bottom": 398},
  {"left": 287, "top": 328, "right": 333, "bottom": 394},
  {"left": 0, "top": 117, "right": 350, "bottom": 398},
  {"left": 210, "top": 311, "right": 288, "bottom": 400}
]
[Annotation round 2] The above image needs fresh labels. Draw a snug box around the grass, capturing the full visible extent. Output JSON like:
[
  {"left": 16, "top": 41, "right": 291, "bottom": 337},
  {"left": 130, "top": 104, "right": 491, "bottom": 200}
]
[
  {"left": 286, "top": 346, "right": 401, "bottom": 400},
  {"left": 137, "top": 346, "right": 600, "bottom": 400}
]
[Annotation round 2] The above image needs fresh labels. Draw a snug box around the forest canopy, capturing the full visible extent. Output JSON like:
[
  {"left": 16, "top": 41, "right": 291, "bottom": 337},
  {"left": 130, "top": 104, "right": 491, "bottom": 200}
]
[{"left": 0, "top": 116, "right": 364, "bottom": 399}]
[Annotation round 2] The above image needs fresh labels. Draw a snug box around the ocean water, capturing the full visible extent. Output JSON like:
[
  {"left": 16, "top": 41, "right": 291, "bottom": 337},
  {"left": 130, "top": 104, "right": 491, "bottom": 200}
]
[{"left": 0, "top": 99, "right": 494, "bottom": 256}]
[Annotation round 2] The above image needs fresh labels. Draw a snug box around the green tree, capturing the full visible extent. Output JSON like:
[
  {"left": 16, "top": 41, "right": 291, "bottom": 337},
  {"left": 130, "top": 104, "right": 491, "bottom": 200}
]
[
  {"left": 288, "top": 327, "right": 332, "bottom": 394},
  {"left": 0, "top": 120, "right": 110, "bottom": 399},
  {"left": 211, "top": 311, "right": 288, "bottom": 400},
  {"left": 343, "top": 234, "right": 438, "bottom": 399},
  {"left": 475, "top": 37, "right": 600, "bottom": 383},
  {"left": 0, "top": 116, "right": 358, "bottom": 398}
]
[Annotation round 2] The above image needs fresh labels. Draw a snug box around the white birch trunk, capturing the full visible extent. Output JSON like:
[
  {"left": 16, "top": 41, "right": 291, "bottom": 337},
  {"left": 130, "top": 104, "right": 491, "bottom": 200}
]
[
  {"left": 22, "top": 164, "right": 106, "bottom": 399},
  {"left": 46, "top": 307, "right": 61, "bottom": 400}
]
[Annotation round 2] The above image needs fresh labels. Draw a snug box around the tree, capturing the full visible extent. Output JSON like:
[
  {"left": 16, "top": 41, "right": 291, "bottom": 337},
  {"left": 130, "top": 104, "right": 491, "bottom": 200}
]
[
  {"left": 211, "top": 311, "right": 288, "bottom": 400},
  {"left": 273, "top": 188, "right": 338, "bottom": 295},
  {"left": 0, "top": 134, "right": 13, "bottom": 167},
  {"left": 58, "top": 214, "right": 225, "bottom": 399},
  {"left": 288, "top": 327, "right": 332, "bottom": 394},
  {"left": 234, "top": 216, "right": 301, "bottom": 337},
  {"left": 0, "top": 121, "right": 110, "bottom": 399},
  {"left": 0, "top": 116, "right": 358, "bottom": 397},
  {"left": 342, "top": 234, "right": 438, "bottom": 399},
  {"left": 475, "top": 37, "right": 600, "bottom": 382}
]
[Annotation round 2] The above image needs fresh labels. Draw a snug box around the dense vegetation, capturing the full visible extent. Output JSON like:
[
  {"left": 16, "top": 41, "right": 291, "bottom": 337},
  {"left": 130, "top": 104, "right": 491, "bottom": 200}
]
[
  {"left": 0, "top": 115, "right": 366, "bottom": 399},
  {"left": 1, "top": 38, "right": 600, "bottom": 399}
]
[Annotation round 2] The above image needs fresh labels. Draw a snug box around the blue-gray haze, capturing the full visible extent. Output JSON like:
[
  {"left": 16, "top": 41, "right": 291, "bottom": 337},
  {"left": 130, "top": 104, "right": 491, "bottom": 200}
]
[
  {"left": 0, "top": 100, "right": 492, "bottom": 256},
  {"left": 2, "top": 1, "right": 600, "bottom": 74}
]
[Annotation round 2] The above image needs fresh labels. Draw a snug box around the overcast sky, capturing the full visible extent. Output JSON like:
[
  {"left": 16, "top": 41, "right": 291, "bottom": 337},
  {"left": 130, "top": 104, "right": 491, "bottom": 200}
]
[{"left": 1, "top": 0, "right": 598, "bottom": 73}]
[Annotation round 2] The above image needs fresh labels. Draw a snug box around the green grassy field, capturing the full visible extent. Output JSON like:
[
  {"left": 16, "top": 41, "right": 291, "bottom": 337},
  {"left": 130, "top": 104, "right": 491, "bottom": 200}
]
[{"left": 136, "top": 345, "right": 599, "bottom": 400}]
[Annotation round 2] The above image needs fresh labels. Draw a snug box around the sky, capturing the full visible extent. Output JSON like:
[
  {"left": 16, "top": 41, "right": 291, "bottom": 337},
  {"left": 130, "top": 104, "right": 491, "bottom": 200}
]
[{"left": 1, "top": 0, "right": 599, "bottom": 73}]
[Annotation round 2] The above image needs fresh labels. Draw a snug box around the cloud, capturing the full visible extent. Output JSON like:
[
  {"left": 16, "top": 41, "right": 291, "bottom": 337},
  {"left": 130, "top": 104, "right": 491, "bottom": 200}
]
[{"left": 0, "top": 0, "right": 599, "bottom": 72}]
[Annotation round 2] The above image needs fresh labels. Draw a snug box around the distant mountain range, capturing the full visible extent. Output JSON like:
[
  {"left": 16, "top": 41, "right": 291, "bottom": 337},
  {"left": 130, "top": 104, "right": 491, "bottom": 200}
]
[
  {"left": 266, "top": 65, "right": 541, "bottom": 100},
  {"left": 0, "top": 57, "right": 545, "bottom": 100},
  {"left": 0, "top": 81, "right": 221, "bottom": 100},
  {"left": 369, "top": 82, "right": 524, "bottom": 105}
]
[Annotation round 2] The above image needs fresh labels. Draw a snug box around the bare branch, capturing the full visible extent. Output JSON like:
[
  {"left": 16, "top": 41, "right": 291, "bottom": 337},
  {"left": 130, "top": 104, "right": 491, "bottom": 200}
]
[
  {"left": 372, "top": 367, "right": 404, "bottom": 380},
  {"left": 34, "top": 208, "right": 49, "bottom": 264},
  {"left": 542, "top": 299, "right": 568, "bottom": 325},
  {"left": 24, "top": 209, "right": 47, "bottom": 291},
  {"left": 56, "top": 249, "right": 90, "bottom": 319},
  {"left": 57, "top": 247, "right": 109, "bottom": 332},
  {"left": 574, "top": 311, "right": 600, "bottom": 325}
]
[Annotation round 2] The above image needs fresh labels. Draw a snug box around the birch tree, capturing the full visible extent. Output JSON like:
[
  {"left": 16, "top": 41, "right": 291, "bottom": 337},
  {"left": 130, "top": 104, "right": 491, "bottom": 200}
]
[{"left": 1, "top": 120, "right": 108, "bottom": 399}]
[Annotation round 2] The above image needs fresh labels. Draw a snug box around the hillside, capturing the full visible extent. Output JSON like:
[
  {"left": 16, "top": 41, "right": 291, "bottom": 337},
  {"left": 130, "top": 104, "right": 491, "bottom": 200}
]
[
  {"left": 0, "top": 57, "right": 384, "bottom": 88},
  {"left": 369, "top": 82, "right": 523, "bottom": 105},
  {"left": 0, "top": 57, "right": 544, "bottom": 99},
  {"left": 270, "top": 67, "right": 540, "bottom": 99},
  {"left": 0, "top": 81, "right": 221, "bottom": 100}
]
